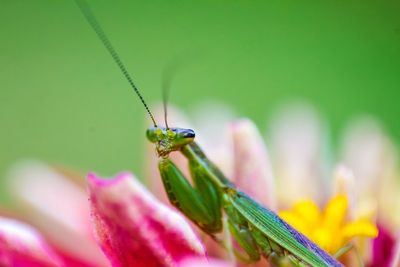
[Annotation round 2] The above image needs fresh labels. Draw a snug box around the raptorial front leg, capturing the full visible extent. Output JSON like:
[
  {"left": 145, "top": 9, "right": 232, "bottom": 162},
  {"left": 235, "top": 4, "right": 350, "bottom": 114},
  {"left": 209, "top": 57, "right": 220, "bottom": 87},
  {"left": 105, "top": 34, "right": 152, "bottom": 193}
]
[
  {"left": 188, "top": 159, "right": 223, "bottom": 234},
  {"left": 158, "top": 158, "right": 222, "bottom": 235}
]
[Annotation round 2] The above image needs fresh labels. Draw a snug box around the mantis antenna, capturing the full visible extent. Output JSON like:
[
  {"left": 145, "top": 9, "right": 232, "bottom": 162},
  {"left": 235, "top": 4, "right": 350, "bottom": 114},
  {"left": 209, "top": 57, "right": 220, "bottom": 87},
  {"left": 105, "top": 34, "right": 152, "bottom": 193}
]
[
  {"left": 75, "top": 0, "right": 158, "bottom": 127},
  {"left": 161, "top": 53, "right": 200, "bottom": 129},
  {"left": 162, "top": 86, "right": 170, "bottom": 129},
  {"left": 162, "top": 65, "right": 174, "bottom": 130}
]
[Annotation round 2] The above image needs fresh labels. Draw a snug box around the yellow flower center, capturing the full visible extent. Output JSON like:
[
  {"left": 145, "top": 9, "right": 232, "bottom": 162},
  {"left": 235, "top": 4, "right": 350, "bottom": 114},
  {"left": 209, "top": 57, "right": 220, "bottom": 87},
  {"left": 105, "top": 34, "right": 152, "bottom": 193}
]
[{"left": 278, "top": 194, "right": 378, "bottom": 254}]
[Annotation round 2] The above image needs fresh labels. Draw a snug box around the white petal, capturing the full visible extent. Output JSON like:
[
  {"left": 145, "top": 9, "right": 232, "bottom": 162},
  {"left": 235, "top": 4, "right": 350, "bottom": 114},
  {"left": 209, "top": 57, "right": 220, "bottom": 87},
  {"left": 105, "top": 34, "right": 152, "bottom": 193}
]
[
  {"left": 269, "top": 102, "right": 327, "bottom": 206},
  {"left": 6, "top": 161, "right": 109, "bottom": 267},
  {"left": 340, "top": 117, "right": 400, "bottom": 225},
  {"left": 230, "top": 119, "right": 276, "bottom": 209}
]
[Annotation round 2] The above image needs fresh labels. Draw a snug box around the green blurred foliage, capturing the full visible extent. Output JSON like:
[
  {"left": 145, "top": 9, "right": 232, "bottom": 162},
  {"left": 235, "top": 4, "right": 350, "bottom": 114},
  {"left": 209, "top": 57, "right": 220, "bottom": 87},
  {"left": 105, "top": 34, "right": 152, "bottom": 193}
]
[{"left": 1, "top": 0, "right": 399, "bottom": 181}]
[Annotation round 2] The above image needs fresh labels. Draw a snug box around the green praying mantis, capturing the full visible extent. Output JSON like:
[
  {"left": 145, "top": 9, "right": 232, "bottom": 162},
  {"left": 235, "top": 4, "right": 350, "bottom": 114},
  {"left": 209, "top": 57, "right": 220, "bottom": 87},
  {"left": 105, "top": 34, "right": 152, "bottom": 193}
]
[{"left": 75, "top": 1, "right": 346, "bottom": 266}]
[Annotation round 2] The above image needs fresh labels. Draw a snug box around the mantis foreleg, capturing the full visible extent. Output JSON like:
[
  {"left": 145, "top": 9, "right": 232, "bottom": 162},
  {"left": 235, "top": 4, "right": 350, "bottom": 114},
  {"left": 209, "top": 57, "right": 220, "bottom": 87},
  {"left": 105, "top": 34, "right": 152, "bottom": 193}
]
[{"left": 158, "top": 158, "right": 222, "bottom": 234}]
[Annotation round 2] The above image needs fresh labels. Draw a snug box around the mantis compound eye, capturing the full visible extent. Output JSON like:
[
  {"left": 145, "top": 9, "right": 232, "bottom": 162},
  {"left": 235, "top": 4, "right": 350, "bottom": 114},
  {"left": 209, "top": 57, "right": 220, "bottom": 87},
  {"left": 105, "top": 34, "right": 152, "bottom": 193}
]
[
  {"left": 172, "top": 128, "right": 195, "bottom": 140},
  {"left": 182, "top": 129, "right": 195, "bottom": 138}
]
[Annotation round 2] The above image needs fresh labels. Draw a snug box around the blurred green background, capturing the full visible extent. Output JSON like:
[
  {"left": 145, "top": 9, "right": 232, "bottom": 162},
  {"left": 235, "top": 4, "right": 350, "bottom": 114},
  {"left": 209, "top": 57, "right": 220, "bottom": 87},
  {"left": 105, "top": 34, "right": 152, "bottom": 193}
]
[{"left": 1, "top": 0, "right": 399, "bottom": 182}]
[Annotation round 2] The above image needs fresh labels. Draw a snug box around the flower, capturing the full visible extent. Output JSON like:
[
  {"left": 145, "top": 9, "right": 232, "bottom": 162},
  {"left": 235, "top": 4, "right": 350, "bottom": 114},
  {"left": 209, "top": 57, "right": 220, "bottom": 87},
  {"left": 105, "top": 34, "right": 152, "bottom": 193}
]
[
  {"left": 339, "top": 118, "right": 400, "bottom": 266},
  {"left": 279, "top": 194, "right": 378, "bottom": 254},
  {"left": 87, "top": 172, "right": 206, "bottom": 267},
  {"left": 0, "top": 102, "right": 398, "bottom": 267},
  {"left": 370, "top": 224, "right": 397, "bottom": 267},
  {"left": 0, "top": 216, "right": 63, "bottom": 267},
  {"left": 270, "top": 105, "right": 400, "bottom": 266},
  {"left": 2, "top": 161, "right": 208, "bottom": 267},
  {"left": 5, "top": 161, "right": 110, "bottom": 266}
]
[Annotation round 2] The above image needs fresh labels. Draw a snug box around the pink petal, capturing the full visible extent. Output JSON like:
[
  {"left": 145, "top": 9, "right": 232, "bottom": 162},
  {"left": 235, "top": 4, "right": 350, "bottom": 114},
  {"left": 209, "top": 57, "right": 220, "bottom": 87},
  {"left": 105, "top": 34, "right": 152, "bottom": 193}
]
[
  {"left": 88, "top": 172, "right": 206, "bottom": 267},
  {"left": 0, "top": 216, "right": 63, "bottom": 267},
  {"left": 370, "top": 224, "right": 396, "bottom": 267},
  {"left": 230, "top": 119, "right": 276, "bottom": 210},
  {"left": 6, "top": 161, "right": 109, "bottom": 267},
  {"left": 390, "top": 235, "right": 400, "bottom": 267},
  {"left": 178, "top": 257, "right": 233, "bottom": 267}
]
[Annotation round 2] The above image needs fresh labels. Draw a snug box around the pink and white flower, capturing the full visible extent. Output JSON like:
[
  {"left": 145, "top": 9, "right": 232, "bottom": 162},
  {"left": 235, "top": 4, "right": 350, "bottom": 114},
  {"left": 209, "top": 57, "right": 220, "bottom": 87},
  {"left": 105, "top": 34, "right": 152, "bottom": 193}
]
[{"left": 0, "top": 102, "right": 397, "bottom": 267}]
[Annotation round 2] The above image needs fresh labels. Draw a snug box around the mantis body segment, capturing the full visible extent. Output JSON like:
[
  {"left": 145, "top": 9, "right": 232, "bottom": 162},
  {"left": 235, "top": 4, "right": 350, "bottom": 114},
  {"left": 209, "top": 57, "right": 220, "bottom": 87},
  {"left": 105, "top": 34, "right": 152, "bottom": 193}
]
[
  {"left": 147, "top": 127, "right": 343, "bottom": 267},
  {"left": 75, "top": 0, "right": 344, "bottom": 266}
]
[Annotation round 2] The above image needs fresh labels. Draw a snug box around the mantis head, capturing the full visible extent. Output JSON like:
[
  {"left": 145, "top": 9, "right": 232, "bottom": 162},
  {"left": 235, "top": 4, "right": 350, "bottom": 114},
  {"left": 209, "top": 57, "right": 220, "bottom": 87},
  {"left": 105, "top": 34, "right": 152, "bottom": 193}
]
[{"left": 146, "top": 127, "right": 195, "bottom": 157}]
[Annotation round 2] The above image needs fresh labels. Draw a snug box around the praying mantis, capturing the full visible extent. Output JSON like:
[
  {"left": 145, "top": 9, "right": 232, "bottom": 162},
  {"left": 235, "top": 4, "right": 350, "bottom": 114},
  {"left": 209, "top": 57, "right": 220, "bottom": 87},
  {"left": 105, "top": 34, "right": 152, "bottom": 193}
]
[{"left": 75, "top": 1, "right": 344, "bottom": 266}]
